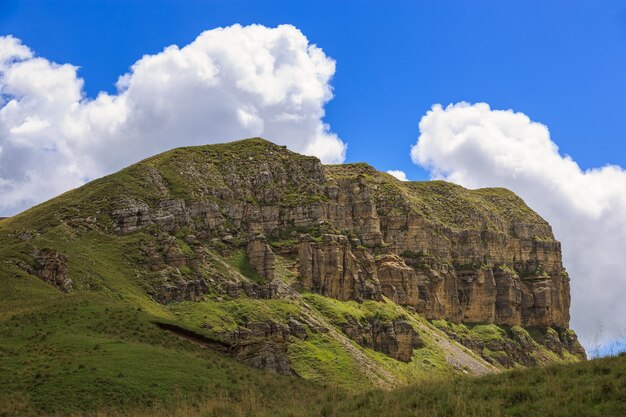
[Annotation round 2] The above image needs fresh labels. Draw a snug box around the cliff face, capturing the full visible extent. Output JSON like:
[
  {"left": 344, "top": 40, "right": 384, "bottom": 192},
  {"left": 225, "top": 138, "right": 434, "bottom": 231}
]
[{"left": 108, "top": 139, "right": 570, "bottom": 330}]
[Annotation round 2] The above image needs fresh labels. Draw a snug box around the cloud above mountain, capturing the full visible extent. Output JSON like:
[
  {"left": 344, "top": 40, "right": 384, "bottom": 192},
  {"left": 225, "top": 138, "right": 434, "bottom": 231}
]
[
  {"left": 386, "top": 170, "right": 408, "bottom": 181},
  {"left": 412, "top": 102, "right": 626, "bottom": 349},
  {"left": 0, "top": 24, "right": 345, "bottom": 216}
]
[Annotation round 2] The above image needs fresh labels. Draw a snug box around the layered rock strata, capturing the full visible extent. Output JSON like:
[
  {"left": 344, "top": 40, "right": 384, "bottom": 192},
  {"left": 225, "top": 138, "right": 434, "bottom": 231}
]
[{"left": 102, "top": 139, "right": 571, "bottom": 330}]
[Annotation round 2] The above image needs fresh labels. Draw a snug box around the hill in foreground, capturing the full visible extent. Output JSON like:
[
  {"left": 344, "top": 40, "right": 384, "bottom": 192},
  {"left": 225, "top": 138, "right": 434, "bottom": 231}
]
[
  {"left": 3, "top": 352, "right": 620, "bottom": 417},
  {"left": 0, "top": 138, "right": 586, "bottom": 415}
]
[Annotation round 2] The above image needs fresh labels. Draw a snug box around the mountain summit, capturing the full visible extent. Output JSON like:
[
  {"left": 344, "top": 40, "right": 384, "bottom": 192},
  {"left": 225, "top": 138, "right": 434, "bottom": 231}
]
[{"left": 0, "top": 138, "right": 585, "bottom": 413}]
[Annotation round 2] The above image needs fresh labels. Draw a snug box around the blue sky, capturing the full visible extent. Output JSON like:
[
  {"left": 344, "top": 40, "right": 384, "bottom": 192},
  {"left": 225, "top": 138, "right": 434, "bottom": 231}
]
[
  {"left": 2, "top": 1, "right": 626, "bottom": 350},
  {"left": 3, "top": 1, "right": 626, "bottom": 179}
]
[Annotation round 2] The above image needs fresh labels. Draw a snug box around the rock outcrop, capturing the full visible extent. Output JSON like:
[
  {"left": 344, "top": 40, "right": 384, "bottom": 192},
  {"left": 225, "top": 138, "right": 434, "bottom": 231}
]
[
  {"left": 298, "top": 234, "right": 381, "bottom": 302},
  {"left": 152, "top": 275, "right": 209, "bottom": 303},
  {"left": 246, "top": 235, "right": 275, "bottom": 281},
  {"left": 221, "top": 321, "right": 294, "bottom": 375},
  {"left": 30, "top": 249, "right": 72, "bottom": 292},
  {"left": 157, "top": 321, "right": 293, "bottom": 375},
  {"left": 376, "top": 254, "right": 420, "bottom": 307},
  {"left": 231, "top": 340, "right": 292, "bottom": 375},
  {"left": 104, "top": 139, "right": 572, "bottom": 332},
  {"left": 435, "top": 322, "right": 586, "bottom": 368},
  {"left": 342, "top": 318, "right": 423, "bottom": 362}
]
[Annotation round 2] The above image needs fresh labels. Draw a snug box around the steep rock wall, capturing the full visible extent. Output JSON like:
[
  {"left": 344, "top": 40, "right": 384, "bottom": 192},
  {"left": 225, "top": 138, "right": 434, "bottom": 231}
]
[{"left": 107, "top": 139, "right": 571, "bottom": 329}]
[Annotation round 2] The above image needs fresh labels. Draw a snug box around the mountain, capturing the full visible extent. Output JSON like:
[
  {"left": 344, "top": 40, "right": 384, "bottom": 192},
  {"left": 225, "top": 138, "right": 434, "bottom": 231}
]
[{"left": 0, "top": 138, "right": 585, "bottom": 415}]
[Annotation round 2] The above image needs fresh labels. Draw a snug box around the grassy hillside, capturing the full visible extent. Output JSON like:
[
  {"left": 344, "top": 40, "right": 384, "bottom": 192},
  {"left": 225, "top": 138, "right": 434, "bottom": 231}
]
[
  {"left": 2, "top": 352, "right": 623, "bottom": 417},
  {"left": 0, "top": 225, "right": 478, "bottom": 414},
  {"left": 0, "top": 138, "right": 588, "bottom": 416}
]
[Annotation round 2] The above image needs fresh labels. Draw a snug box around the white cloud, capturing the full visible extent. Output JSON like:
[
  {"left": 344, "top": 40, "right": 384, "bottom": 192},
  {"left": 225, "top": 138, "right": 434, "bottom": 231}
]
[
  {"left": 386, "top": 169, "right": 408, "bottom": 181},
  {"left": 412, "top": 102, "right": 626, "bottom": 349},
  {"left": 0, "top": 25, "right": 346, "bottom": 215}
]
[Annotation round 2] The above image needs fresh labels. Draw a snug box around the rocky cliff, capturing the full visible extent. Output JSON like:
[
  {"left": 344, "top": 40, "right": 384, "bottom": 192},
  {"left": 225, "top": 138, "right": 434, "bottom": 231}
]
[
  {"left": 1, "top": 138, "right": 584, "bottom": 384},
  {"left": 106, "top": 138, "right": 571, "bottom": 330}
]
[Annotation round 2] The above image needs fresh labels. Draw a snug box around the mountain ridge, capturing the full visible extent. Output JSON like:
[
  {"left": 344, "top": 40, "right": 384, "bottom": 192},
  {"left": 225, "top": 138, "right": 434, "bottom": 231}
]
[{"left": 0, "top": 137, "right": 585, "bottom": 415}]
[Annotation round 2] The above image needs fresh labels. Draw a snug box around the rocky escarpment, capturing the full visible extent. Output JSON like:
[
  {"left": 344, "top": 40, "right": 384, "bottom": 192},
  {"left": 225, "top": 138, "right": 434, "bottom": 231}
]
[
  {"left": 100, "top": 139, "right": 572, "bottom": 331},
  {"left": 15, "top": 138, "right": 583, "bottom": 372}
]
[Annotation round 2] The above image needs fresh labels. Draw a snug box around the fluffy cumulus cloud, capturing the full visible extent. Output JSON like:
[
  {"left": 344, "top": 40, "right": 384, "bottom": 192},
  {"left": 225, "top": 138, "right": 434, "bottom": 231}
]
[
  {"left": 412, "top": 102, "right": 626, "bottom": 351},
  {"left": 386, "top": 169, "right": 408, "bottom": 181},
  {"left": 0, "top": 24, "right": 345, "bottom": 215}
]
